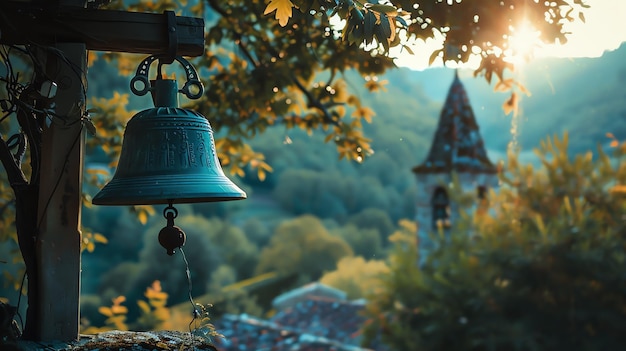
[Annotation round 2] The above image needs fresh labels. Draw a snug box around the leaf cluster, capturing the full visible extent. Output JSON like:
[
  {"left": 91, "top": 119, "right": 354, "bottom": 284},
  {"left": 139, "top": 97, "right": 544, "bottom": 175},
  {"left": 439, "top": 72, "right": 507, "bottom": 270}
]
[
  {"left": 91, "top": 295, "right": 130, "bottom": 332},
  {"left": 84, "top": 280, "right": 170, "bottom": 333},
  {"left": 267, "top": 0, "right": 589, "bottom": 82}
]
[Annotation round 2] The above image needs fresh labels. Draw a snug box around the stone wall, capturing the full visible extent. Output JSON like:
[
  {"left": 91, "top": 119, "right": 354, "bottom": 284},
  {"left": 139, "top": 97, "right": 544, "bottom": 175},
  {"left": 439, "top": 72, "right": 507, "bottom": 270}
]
[{"left": 415, "top": 172, "right": 498, "bottom": 260}]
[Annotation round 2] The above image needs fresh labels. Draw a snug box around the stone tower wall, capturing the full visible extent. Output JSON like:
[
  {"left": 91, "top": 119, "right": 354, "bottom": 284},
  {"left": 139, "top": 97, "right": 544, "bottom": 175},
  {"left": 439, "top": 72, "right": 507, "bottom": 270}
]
[{"left": 415, "top": 172, "right": 499, "bottom": 258}]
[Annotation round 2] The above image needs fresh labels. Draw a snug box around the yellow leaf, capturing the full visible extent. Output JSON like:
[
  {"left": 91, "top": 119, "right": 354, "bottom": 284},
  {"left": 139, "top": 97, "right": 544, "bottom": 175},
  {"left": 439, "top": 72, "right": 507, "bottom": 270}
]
[
  {"left": 138, "top": 211, "right": 148, "bottom": 225},
  {"left": 610, "top": 184, "right": 626, "bottom": 194},
  {"left": 154, "top": 309, "right": 171, "bottom": 320},
  {"left": 92, "top": 233, "right": 107, "bottom": 244},
  {"left": 335, "top": 105, "right": 346, "bottom": 118},
  {"left": 137, "top": 300, "right": 151, "bottom": 314},
  {"left": 113, "top": 296, "right": 126, "bottom": 305},
  {"left": 352, "top": 107, "right": 375, "bottom": 123},
  {"left": 150, "top": 300, "right": 167, "bottom": 309},
  {"left": 86, "top": 168, "right": 110, "bottom": 176},
  {"left": 261, "top": 162, "right": 273, "bottom": 172},
  {"left": 99, "top": 306, "right": 113, "bottom": 317},
  {"left": 111, "top": 305, "right": 128, "bottom": 315},
  {"left": 398, "top": 219, "right": 417, "bottom": 233},
  {"left": 148, "top": 291, "right": 168, "bottom": 301},
  {"left": 502, "top": 92, "right": 518, "bottom": 116},
  {"left": 87, "top": 52, "right": 98, "bottom": 67},
  {"left": 264, "top": 0, "right": 294, "bottom": 27},
  {"left": 151, "top": 280, "right": 162, "bottom": 291},
  {"left": 236, "top": 167, "right": 245, "bottom": 177}
]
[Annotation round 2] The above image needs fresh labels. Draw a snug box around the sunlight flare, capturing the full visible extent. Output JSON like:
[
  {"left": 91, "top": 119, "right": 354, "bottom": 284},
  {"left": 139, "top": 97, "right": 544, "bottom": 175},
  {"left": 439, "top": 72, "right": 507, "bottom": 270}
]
[{"left": 505, "top": 21, "right": 542, "bottom": 65}]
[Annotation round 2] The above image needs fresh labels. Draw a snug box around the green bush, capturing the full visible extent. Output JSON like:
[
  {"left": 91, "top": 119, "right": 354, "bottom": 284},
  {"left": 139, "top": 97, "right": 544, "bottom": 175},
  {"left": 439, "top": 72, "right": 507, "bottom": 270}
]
[{"left": 363, "top": 134, "right": 626, "bottom": 351}]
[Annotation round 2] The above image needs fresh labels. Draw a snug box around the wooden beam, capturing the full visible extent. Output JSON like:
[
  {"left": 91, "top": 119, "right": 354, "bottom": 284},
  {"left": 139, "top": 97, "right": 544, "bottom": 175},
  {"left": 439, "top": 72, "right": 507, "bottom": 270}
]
[{"left": 0, "top": 1, "right": 204, "bottom": 57}]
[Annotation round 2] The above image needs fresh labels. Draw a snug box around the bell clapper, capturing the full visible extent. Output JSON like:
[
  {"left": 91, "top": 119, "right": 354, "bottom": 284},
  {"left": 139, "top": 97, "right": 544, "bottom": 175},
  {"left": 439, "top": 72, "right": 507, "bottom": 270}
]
[{"left": 158, "top": 202, "right": 186, "bottom": 256}]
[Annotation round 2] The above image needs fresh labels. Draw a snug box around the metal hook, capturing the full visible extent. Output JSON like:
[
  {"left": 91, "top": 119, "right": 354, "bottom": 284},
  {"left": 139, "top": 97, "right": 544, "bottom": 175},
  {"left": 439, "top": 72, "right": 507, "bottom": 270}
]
[{"left": 129, "top": 55, "right": 204, "bottom": 100}]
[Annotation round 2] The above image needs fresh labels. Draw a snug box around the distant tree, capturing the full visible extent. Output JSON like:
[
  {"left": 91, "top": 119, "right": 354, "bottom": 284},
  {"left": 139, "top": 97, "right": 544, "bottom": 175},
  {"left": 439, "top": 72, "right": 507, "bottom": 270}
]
[
  {"left": 97, "top": 262, "right": 143, "bottom": 303},
  {"left": 347, "top": 208, "right": 395, "bottom": 240},
  {"left": 84, "top": 206, "right": 151, "bottom": 264},
  {"left": 204, "top": 275, "right": 264, "bottom": 318},
  {"left": 206, "top": 265, "right": 238, "bottom": 294},
  {"left": 272, "top": 169, "right": 348, "bottom": 218},
  {"left": 363, "top": 135, "right": 626, "bottom": 350},
  {"left": 332, "top": 224, "right": 384, "bottom": 259},
  {"left": 273, "top": 169, "right": 397, "bottom": 220},
  {"left": 242, "top": 218, "right": 273, "bottom": 248},
  {"left": 206, "top": 218, "right": 260, "bottom": 279},
  {"left": 256, "top": 215, "right": 353, "bottom": 282},
  {"left": 320, "top": 256, "right": 389, "bottom": 300}
]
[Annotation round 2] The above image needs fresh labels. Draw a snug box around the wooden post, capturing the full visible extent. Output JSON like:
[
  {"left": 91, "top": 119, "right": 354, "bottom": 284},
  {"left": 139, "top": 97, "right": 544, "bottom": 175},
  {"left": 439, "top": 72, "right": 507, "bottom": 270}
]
[{"left": 35, "top": 42, "right": 86, "bottom": 341}]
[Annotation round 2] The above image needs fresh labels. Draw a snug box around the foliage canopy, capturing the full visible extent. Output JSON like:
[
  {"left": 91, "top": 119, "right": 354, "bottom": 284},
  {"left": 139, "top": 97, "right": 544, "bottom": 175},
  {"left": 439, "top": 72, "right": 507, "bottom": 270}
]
[{"left": 94, "top": 0, "right": 589, "bottom": 171}]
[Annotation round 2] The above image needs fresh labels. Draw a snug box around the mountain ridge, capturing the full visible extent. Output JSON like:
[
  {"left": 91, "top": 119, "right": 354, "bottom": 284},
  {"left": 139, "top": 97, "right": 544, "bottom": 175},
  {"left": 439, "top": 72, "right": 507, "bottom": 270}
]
[{"left": 381, "top": 43, "right": 626, "bottom": 161}]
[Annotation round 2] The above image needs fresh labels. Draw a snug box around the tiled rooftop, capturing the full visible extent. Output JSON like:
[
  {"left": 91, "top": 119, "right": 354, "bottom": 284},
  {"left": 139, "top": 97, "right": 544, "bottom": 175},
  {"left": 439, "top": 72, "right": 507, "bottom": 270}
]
[{"left": 213, "top": 296, "right": 385, "bottom": 351}]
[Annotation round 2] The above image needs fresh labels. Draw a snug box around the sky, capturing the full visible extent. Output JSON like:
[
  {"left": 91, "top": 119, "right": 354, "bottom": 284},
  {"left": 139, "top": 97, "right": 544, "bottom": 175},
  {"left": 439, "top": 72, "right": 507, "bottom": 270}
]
[{"left": 394, "top": 0, "right": 626, "bottom": 71}]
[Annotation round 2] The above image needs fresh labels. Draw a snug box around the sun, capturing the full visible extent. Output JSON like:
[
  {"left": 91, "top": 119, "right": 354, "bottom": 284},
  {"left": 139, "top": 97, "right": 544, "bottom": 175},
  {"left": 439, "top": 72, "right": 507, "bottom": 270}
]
[
  {"left": 505, "top": 21, "right": 542, "bottom": 65},
  {"left": 393, "top": 0, "right": 626, "bottom": 71}
]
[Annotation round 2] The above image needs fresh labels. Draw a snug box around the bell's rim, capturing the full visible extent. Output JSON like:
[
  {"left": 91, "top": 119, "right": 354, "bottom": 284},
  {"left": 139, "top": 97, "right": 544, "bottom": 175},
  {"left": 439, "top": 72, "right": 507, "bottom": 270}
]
[
  {"left": 92, "top": 195, "right": 246, "bottom": 206},
  {"left": 92, "top": 175, "right": 247, "bottom": 206}
]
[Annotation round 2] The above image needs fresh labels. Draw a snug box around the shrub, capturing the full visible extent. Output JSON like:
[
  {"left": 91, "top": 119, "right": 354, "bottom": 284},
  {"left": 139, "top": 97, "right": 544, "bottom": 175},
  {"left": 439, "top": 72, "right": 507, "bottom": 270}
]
[{"left": 363, "top": 135, "right": 626, "bottom": 351}]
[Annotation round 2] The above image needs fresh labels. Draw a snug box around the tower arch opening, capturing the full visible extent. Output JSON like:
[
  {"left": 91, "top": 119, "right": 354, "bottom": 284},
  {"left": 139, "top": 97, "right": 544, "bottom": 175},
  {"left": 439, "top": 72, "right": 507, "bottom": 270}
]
[{"left": 431, "top": 186, "right": 450, "bottom": 229}]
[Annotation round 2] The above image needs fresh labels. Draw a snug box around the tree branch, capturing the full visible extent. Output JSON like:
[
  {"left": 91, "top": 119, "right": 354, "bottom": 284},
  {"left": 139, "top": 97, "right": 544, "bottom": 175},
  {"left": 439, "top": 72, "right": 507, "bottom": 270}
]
[
  {"left": 205, "top": 0, "right": 341, "bottom": 127},
  {"left": 0, "top": 136, "right": 27, "bottom": 188},
  {"left": 291, "top": 76, "right": 340, "bottom": 127},
  {"left": 205, "top": 0, "right": 259, "bottom": 68},
  {"left": 16, "top": 92, "right": 43, "bottom": 183}
]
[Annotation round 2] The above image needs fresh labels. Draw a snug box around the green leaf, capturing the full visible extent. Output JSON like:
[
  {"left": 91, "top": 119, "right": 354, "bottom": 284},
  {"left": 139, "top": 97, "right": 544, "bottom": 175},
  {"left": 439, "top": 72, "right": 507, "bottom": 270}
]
[
  {"left": 379, "top": 14, "right": 391, "bottom": 40},
  {"left": 363, "top": 10, "right": 376, "bottom": 45},
  {"left": 395, "top": 16, "right": 408, "bottom": 28},
  {"left": 374, "top": 14, "right": 391, "bottom": 52},
  {"left": 366, "top": 3, "right": 397, "bottom": 14}
]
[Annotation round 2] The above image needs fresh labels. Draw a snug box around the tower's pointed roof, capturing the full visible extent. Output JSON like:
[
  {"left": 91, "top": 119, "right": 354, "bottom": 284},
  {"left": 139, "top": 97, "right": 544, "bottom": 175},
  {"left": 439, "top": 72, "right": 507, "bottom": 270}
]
[{"left": 413, "top": 71, "right": 497, "bottom": 174}]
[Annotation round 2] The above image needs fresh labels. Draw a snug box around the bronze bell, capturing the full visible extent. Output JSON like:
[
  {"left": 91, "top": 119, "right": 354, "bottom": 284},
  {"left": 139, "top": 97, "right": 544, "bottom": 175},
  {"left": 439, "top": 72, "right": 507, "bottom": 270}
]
[{"left": 92, "top": 56, "right": 246, "bottom": 206}]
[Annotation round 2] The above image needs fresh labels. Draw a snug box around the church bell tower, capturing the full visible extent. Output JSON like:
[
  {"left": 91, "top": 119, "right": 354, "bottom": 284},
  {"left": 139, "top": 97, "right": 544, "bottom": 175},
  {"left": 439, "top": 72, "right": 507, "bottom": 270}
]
[{"left": 413, "top": 71, "right": 498, "bottom": 258}]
